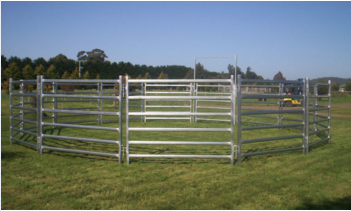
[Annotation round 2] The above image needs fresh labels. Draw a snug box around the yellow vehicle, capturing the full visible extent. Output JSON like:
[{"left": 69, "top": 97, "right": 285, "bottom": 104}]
[
  {"left": 282, "top": 78, "right": 303, "bottom": 107},
  {"left": 282, "top": 97, "right": 302, "bottom": 106}
]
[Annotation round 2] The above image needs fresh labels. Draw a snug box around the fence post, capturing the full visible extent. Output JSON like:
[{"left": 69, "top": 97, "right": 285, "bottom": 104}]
[
  {"left": 195, "top": 83, "right": 198, "bottom": 122},
  {"left": 237, "top": 75, "right": 242, "bottom": 164},
  {"left": 313, "top": 84, "right": 318, "bottom": 133},
  {"left": 9, "top": 78, "right": 13, "bottom": 145},
  {"left": 37, "top": 76, "right": 43, "bottom": 154},
  {"left": 52, "top": 82, "right": 57, "bottom": 128},
  {"left": 304, "top": 78, "right": 310, "bottom": 154},
  {"left": 230, "top": 75, "right": 235, "bottom": 165},
  {"left": 233, "top": 80, "right": 237, "bottom": 125},
  {"left": 20, "top": 80, "right": 24, "bottom": 135},
  {"left": 144, "top": 83, "right": 147, "bottom": 122},
  {"left": 100, "top": 83, "right": 103, "bottom": 125},
  {"left": 119, "top": 75, "right": 123, "bottom": 164},
  {"left": 97, "top": 83, "right": 100, "bottom": 124},
  {"left": 278, "top": 83, "right": 284, "bottom": 126},
  {"left": 126, "top": 76, "right": 130, "bottom": 164},
  {"left": 328, "top": 80, "right": 331, "bottom": 143}
]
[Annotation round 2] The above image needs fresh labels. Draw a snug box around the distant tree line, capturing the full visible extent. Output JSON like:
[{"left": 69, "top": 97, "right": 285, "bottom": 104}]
[{"left": 1, "top": 48, "right": 266, "bottom": 92}]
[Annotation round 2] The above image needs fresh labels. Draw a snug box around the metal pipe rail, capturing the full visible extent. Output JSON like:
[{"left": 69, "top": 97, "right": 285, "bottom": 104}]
[
  {"left": 38, "top": 76, "right": 123, "bottom": 163},
  {"left": 195, "top": 82, "right": 234, "bottom": 123},
  {"left": 237, "top": 75, "right": 331, "bottom": 164},
  {"left": 126, "top": 76, "right": 236, "bottom": 165},
  {"left": 144, "top": 82, "right": 193, "bottom": 122}
]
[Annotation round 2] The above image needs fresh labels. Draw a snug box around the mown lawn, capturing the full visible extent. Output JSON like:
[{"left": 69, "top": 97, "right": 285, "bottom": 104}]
[{"left": 1, "top": 91, "right": 351, "bottom": 209}]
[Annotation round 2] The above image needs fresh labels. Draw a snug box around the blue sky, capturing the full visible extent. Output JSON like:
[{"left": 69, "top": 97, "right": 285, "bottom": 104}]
[{"left": 2, "top": 1, "right": 351, "bottom": 80}]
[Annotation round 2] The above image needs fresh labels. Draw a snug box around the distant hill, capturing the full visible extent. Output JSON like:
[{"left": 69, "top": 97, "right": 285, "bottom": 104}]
[{"left": 311, "top": 77, "right": 351, "bottom": 84}]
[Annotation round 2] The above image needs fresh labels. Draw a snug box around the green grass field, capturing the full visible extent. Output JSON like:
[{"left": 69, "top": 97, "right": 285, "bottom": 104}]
[{"left": 2, "top": 90, "right": 351, "bottom": 209}]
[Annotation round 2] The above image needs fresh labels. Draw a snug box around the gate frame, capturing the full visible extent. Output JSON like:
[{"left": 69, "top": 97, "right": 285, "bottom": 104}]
[{"left": 125, "top": 76, "right": 236, "bottom": 165}]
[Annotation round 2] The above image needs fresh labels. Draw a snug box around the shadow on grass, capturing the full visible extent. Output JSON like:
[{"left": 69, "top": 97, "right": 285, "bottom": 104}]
[
  {"left": 295, "top": 196, "right": 351, "bottom": 210},
  {"left": 1, "top": 151, "right": 25, "bottom": 160}
]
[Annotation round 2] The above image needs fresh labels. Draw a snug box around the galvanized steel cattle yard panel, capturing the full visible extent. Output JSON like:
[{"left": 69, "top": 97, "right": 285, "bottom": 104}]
[
  {"left": 9, "top": 75, "right": 331, "bottom": 165},
  {"left": 10, "top": 76, "right": 124, "bottom": 164},
  {"left": 125, "top": 76, "right": 237, "bottom": 165},
  {"left": 236, "top": 75, "right": 331, "bottom": 163}
]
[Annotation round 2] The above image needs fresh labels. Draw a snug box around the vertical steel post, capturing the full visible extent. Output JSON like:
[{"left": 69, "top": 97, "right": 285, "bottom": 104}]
[
  {"left": 328, "top": 80, "right": 331, "bottom": 143},
  {"left": 9, "top": 78, "right": 13, "bottom": 145},
  {"left": 190, "top": 83, "right": 193, "bottom": 122},
  {"left": 302, "top": 78, "right": 306, "bottom": 154},
  {"left": 126, "top": 76, "right": 130, "bottom": 164},
  {"left": 278, "top": 83, "right": 282, "bottom": 126},
  {"left": 237, "top": 75, "right": 242, "bottom": 164},
  {"left": 100, "top": 83, "right": 103, "bottom": 125},
  {"left": 195, "top": 83, "right": 198, "bottom": 122},
  {"left": 144, "top": 83, "right": 147, "bottom": 122},
  {"left": 20, "top": 80, "right": 24, "bottom": 134},
  {"left": 305, "top": 78, "right": 310, "bottom": 154},
  {"left": 140, "top": 82, "right": 143, "bottom": 122},
  {"left": 313, "top": 85, "right": 318, "bottom": 133},
  {"left": 119, "top": 75, "right": 123, "bottom": 164},
  {"left": 37, "top": 76, "right": 43, "bottom": 154},
  {"left": 230, "top": 75, "right": 235, "bottom": 165},
  {"left": 233, "top": 79, "right": 237, "bottom": 125},
  {"left": 97, "top": 83, "right": 100, "bottom": 124},
  {"left": 235, "top": 55, "right": 237, "bottom": 85},
  {"left": 52, "top": 82, "right": 57, "bottom": 128},
  {"left": 143, "top": 83, "right": 146, "bottom": 122}
]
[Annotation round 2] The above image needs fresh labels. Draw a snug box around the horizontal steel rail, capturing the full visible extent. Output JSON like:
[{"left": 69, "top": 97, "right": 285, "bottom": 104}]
[
  {"left": 308, "top": 107, "right": 330, "bottom": 112},
  {"left": 11, "top": 117, "right": 38, "bottom": 125},
  {"left": 309, "top": 118, "right": 329, "bottom": 125},
  {"left": 196, "top": 118, "right": 231, "bottom": 122},
  {"left": 308, "top": 95, "right": 330, "bottom": 98},
  {"left": 241, "top": 123, "right": 303, "bottom": 130},
  {"left": 12, "top": 128, "right": 37, "bottom": 136},
  {"left": 129, "top": 127, "right": 231, "bottom": 132},
  {"left": 242, "top": 79, "right": 304, "bottom": 84},
  {"left": 197, "top": 85, "right": 231, "bottom": 87},
  {"left": 129, "top": 141, "right": 231, "bottom": 145},
  {"left": 11, "top": 137, "right": 37, "bottom": 147},
  {"left": 145, "top": 105, "right": 190, "bottom": 108},
  {"left": 145, "top": 91, "right": 191, "bottom": 94},
  {"left": 242, "top": 109, "right": 303, "bottom": 115},
  {"left": 130, "top": 96, "right": 231, "bottom": 100},
  {"left": 241, "top": 84, "right": 280, "bottom": 88},
  {"left": 196, "top": 92, "right": 231, "bottom": 95},
  {"left": 195, "top": 100, "right": 231, "bottom": 103},
  {"left": 308, "top": 128, "right": 329, "bottom": 136},
  {"left": 42, "top": 146, "right": 119, "bottom": 157},
  {"left": 241, "top": 121, "right": 275, "bottom": 125},
  {"left": 11, "top": 93, "right": 37, "bottom": 97},
  {"left": 11, "top": 80, "right": 37, "bottom": 84},
  {"left": 241, "top": 100, "right": 279, "bottom": 104},
  {"left": 129, "top": 112, "right": 231, "bottom": 116},
  {"left": 145, "top": 84, "right": 191, "bottom": 87},
  {"left": 43, "top": 108, "right": 119, "bottom": 116},
  {"left": 43, "top": 94, "right": 118, "bottom": 99},
  {"left": 144, "top": 117, "right": 191, "bottom": 120},
  {"left": 196, "top": 106, "right": 230, "bottom": 110},
  {"left": 129, "top": 154, "right": 231, "bottom": 159},
  {"left": 130, "top": 79, "right": 231, "bottom": 83},
  {"left": 42, "top": 122, "right": 119, "bottom": 131},
  {"left": 245, "top": 115, "right": 278, "bottom": 119},
  {"left": 308, "top": 137, "right": 330, "bottom": 146},
  {"left": 241, "top": 94, "right": 303, "bottom": 99},
  {"left": 43, "top": 134, "right": 120, "bottom": 144},
  {"left": 242, "top": 135, "right": 303, "bottom": 144},
  {"left": 11, "top": 106, "right": 37, "bottom": 111},
  {"left": 42, "top": 79, "right": 122, "bottom": 83},
  {"left": 241, "top": 146, "right": 303, "bottom": 157}
]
